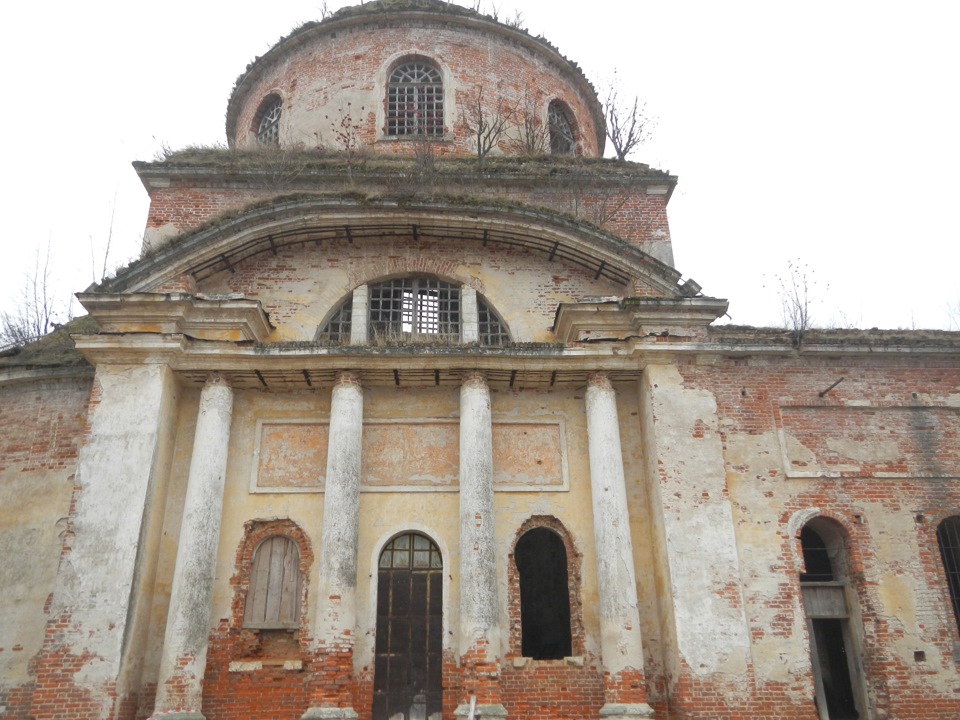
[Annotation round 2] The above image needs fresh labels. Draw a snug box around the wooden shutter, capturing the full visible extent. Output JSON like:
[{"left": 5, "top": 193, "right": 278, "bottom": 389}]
[{"left": 243, "top": 535, "right": 301, "bottom": 629}]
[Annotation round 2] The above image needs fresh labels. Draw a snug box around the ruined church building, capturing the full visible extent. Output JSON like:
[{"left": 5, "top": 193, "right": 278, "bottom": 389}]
[{"left": 2, "top": 2, "right": 960, "bottom": 719}]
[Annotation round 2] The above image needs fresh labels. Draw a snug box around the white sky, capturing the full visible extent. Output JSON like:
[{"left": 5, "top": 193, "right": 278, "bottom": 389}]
[{"left": 1, "top": 0, "right": 958, "bottom": 330}]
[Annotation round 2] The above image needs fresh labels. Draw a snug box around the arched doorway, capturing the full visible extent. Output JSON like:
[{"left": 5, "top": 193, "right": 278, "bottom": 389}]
[
  {"left": 373, "top": 532, "right": 443, "bottom": 720},
  {"left": 515, "top": 527, "right": 572, "bottom": 659}
]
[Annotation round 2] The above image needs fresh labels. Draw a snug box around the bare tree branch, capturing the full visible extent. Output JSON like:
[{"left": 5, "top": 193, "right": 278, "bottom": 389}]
[
  {"left": 603, "top": 78, "right": 654, "bottom": 161},
  {"left": 459, "top": 84, "right": 517, "bottom": 165}
]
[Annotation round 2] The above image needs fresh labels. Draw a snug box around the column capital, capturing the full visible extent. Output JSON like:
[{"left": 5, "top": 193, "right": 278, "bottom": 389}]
[
  {"left": 461, "top": 370, "right": 488, "bottom": 390},
  {"left": 204, "top": 372, "right": 231, "bottom": 388},
  {"left": 334, "top": 371, "right": 362, "bottom": 389},
  {"left": 586, "top": 372, "right": 613, "bottom": 392}
]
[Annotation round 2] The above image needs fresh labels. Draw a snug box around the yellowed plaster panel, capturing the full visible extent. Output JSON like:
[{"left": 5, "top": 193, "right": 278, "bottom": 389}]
[
  {"left": 251, "top": 417, "right": 566, "bottom": 491},
  {"left": 256, "top": 421, "right": 328, "bottom": 489}
]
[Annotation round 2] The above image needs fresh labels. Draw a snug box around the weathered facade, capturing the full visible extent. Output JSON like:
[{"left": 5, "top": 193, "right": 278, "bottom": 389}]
[{"left": 2, "top": 3, "right": 960, "bottom": 719}]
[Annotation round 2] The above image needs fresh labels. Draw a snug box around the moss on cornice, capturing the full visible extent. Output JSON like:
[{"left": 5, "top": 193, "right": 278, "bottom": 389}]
[
  {"left": 0, "top": 315, "right": 98, "bottom": 370},
  {"left": 138, "top": 147, "right": 674, "bottom": 182}
]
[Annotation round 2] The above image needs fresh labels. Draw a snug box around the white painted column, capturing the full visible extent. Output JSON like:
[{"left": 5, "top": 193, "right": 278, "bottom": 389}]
[
  {"left": 456, "top": 372, "right": 506, "bottom": 718},
  {"left": 585, "top": 373, "right": 653, "bottom": 720},
  {"left": 151, "top": 374, "right": 234, "bottom": 719},
  {"left": 349, "top": 285, "right": 369, "bottom": 346},
  {"left": 303, "top": 372, "right": 363, "bottom": 720}
]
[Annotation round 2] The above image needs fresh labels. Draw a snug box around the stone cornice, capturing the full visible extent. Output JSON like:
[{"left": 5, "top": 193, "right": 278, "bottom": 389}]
[
  {"left": 553, "top": 297, "right": 731, "bottom": 343},
  {"left": 76, "top": 293, "right": 274, "bottom": 342}
]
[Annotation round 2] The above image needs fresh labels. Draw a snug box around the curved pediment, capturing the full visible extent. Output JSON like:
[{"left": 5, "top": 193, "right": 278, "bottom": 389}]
[{"left": 99, "top": 194, "right": 684, "bottom": 297}]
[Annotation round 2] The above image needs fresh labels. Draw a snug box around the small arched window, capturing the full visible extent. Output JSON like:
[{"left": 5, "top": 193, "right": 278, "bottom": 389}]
[
  {"left": 515, "top": 527, "right": 572, "bottom": 659},
  {"left": 937, "top": 516, "right": 960, "bottom": 634},
  {"left": 255, "top": 95, "right": 282, "bottom": 146},
  {"left": 548, "top": 101, "right": 575, "bottom": 155},
  {"left": 243, "top": 535, "right": 302, "bottom": 629},
  {"left": 386, "top": 60, "right": 444, "bottom": 137},
  {"left": 317, "top": 277, "right": 509, "bottom": 345}
]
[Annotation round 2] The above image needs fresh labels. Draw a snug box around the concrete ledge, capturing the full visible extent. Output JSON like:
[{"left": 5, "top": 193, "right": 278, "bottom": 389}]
[
  {"left": 599, "top": 703, "right": 655, "bottom": 719},
  {"left": 455, "top": 703, "right": 508, "bottom": 718},
  {"left": 301, "top": 708, "right": 358, "bottom": 720},
  {"left": 228, "top": 659, "right": 303, "bottom": 672}
]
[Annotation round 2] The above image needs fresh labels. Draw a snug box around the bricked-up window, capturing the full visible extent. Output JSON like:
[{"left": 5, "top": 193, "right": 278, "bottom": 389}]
[
  {"left": 370, "top": 277, "right": 460, "bottom": 340},
  {"left": 374, "top": 533, "right": 443, "bottom": 720},
  {"left": 317, "top": 297, "right": 352, "bottom": 344},
  {"left": 548, "top": 101, "right": 575, "bottom": 155},
  {"left": 243, "top": 535, "right": 302, "bottom": 629},
  {"left": 386, "top": 61, "right": 444, "bottom": 136},
  {"left": 516, "top": 527, "right": 572, "bottom": 659},
  {"left": 255, "top": 95, "right": 282, "bottom": 145},
  {"left": 937, "top": 517, "right": 960, "bottom": 634}
]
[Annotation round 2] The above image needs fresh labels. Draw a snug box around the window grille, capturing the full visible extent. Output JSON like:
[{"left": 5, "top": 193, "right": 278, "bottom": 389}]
[
  {"left": 386, "top": 62, "right": 444, "bottom": 137},
  {"left": 548, "top": 101, "right": 575, "bottom": 155},
  {"left": 317, "top": 298, "right": 352, "bottom": 344},
  {"left": 938, "top": 517, "right": 960, "bottom": 634},
  {"left": 478, "top": 297, "right": 509, "bottom": 346},
  {"left": 369, "top": 278, "right": 460, "bottom": 340},
  {"left": 243, "top": 535, "right": 302, "bottom": 629},
  {"left": 257, "top": 97, "right": 282, "bottom": 145}
]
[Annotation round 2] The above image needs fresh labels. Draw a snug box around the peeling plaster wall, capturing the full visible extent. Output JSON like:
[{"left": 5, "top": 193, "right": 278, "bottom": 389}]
[
  {"left": 678, "top": 358, "right": 960, "bottom": 717},
  {"left": 146, "top": 382, "right": 653, "bottom": 689},
  {"left": 198, "top": 236, "right": 629, "bottom": 343},
  {"left": 639, "top": 363, "right": 752, "bottom": 705},
  {"left": 230, "top": 20, "right": 602, "bottom": 158},
  {"left": 31, "top": 364, "right": 178, "bottom": 719},
  {"left": 0, "top": 376, "right": 90, "bottom": 707}
]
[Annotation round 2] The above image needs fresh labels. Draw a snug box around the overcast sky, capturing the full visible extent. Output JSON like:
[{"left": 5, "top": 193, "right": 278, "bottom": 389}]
[{"left": 1, "top": 0, "right": 958, "bottom": 332}]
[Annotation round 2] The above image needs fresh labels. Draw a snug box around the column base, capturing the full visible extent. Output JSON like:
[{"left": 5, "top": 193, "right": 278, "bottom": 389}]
[
  {"left": 302, "top": 708, "right": 358, "bottom": 720},
  {"left": 148, "top": 714, "right": 206, "bottom": 720},
  {"left": 599, "top": 703, "right": 655, "bottom": 720},
  {"left": 455, "top": 703, "right": 508, "bottom": 719}
]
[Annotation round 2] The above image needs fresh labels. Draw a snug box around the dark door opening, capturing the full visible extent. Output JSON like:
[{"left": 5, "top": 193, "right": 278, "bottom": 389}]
[
  {"left": 374, "top": 533, "right": 443, "bottom": 720},
  {"left": 810, "top": 619, "right": 859, "bottom": 719},
  {"left": 515, "top": 527, "right": 572, "bottom": 659}
]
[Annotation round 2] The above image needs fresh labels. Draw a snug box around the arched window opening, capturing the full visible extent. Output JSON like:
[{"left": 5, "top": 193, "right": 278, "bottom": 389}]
[
  {"left": 937, "top": 516, "right": 960, "bottom": 634},
  {"left": 255, "top": 95, "right": 282, "bottom": 146},
  {"left": 799, "top": 521, "right": 864, "bottom": 720},
  {"left": 516, "top": 527, "right": 572, "bottom": 659},
  {"left": 548, "top": 101, "right": 575, "bottom": 155},
  {"left": 370, "top": 277, "right": 460, "bottom": 341},
  {"left": 374, "top": 532, "right": 443, "bottom": 720},
  {"left": 243, "top": 535, "right": 302, "bottom": 629},
  {"left": 800, "top": 525, "right": 834, "bottom": 582},
  {"left": 478, "top": 296, "right": 509, "bottom": 346},
  {"left": 387, "top": 61, "right": 444, "bottom": 137},
  {"left": 316, "top": 278, "right": 511, "bottom": 346},
  {"left": 317, "top": 297, "right": 352, "bottom": 344}
]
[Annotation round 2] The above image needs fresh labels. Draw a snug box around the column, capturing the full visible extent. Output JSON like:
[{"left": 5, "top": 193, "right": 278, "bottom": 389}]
[
  {"left": 456, "top": 372, "right": 506, "bottom": 719},
  {"left": 303, "top": 372, "right": 363, "bottom": 720},
  {"left": 151, "top": 374, "right": 234, "bottom": 719},
  {"left": 585, "top": 373, "right": 654, "bottom": 720}
]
